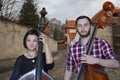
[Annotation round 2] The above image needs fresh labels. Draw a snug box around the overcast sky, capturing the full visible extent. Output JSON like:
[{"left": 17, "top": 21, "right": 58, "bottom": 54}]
[{"left": 36, "top": 0, "right": 120, "bottom": 23}]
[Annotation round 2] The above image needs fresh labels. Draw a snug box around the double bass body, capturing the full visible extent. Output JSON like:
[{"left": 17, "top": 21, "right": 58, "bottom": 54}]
[{"left": 84, "top": 64, "right": 109, "bottom": 80}]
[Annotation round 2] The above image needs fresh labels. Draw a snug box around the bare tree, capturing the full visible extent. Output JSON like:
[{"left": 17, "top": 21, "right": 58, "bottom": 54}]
[
  {"left": 0, "top": 0, "right": 3, "bottom": 11},
  {"left": 0, "top": 0, "right": 23, "bottom": 21}
]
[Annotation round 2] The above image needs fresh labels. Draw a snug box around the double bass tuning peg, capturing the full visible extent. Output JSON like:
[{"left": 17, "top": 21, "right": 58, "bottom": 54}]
[
  {"left": 103, "top": 1, "right": 115, "bottom": 12},
  {"left": 40, "top": 7, "right": 47, "bottom": 18},
  {"left": 98, "top": 1, "right": 115, "bottom": 29}
]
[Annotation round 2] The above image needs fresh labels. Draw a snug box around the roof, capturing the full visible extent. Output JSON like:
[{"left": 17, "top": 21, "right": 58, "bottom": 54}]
[
  {"left": 66, "top": 20, "right": 75, "bottom": 29},
  {"left": 91, "top": 8, "right": 120, "bottom": 25}
]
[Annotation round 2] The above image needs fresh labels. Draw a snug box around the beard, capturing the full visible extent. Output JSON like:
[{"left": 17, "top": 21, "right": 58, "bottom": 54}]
[{"left": 78, "top": 28, "right": 91, "bottom": 38}]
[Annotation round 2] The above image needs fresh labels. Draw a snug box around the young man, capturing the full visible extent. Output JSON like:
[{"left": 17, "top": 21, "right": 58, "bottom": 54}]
[{"left": 64, "top": 16, "right": 120, "bottom": 80}]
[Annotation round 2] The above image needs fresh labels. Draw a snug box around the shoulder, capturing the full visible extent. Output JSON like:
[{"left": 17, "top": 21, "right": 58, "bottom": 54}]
[
  {"left": 14, "top": 55, "right": 25, "bottom": 66},
  {"left": 16, "top": 55, "right": 25, "bottom": 62},
  {"left": 69, "top": 41, "right": 80, "bottom": 52},
  {"left": 17, "top": 54, "right": 25, "bottom": 59},
  {"left": 94, "top": 37, "right": 110, "bottom": 46},
  {"left": 70, "top": 41, "right": 79, "bottom": 48},
  {"left": 95, "top": 37, "right": 108, "bottom": 43}
]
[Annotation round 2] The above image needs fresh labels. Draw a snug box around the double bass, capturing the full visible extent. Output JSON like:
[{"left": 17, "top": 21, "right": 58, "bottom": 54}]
[
  {"left": 19, "top": 8, "right": 54, "bottom": 80},
  {"left": 76, "top": 1, "right": 115, "bottom": 80}
]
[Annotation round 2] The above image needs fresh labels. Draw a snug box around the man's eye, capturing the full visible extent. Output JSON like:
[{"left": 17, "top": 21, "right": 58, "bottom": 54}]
[
  {"left": 77, "top": 24, "right": 82, "bottom": 27},
  {"left": 84, "top": 23, "right": 89, "bottom": 26}
]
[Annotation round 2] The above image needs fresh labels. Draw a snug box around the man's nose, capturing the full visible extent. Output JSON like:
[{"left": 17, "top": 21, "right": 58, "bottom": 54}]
[{"left": 81, "top": 26, "right": 85, "bottom": 30}]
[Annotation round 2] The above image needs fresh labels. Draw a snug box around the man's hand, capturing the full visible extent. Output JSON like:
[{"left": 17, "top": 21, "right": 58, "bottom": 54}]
[{"left": 80, "top": 54, "right": 97, "bottom": 64}]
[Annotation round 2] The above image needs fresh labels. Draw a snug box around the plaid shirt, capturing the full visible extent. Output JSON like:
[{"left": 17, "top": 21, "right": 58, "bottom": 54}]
[{"left": 65, "top": 38, "right": 117, "bottom": 74}]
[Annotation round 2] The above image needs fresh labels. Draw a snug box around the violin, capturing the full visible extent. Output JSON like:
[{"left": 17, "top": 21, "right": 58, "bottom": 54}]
[{"left": 76, "top": 1, "right": 115, "bottom": 80}]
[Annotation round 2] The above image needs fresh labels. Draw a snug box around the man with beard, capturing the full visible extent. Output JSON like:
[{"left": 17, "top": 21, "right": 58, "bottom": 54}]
[{"left": 64, "top": 16, "right": 120, "bottom": 80}]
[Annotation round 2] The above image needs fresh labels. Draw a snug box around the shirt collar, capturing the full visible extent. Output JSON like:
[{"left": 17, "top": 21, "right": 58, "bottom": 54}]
[{"left": 78, "top": 36, "right": 91, "bottom": 46}]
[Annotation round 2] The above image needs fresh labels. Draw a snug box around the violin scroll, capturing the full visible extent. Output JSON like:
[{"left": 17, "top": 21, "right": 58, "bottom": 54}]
[{"left": 98, "top": 1, "right": 115, "bottom": 28}]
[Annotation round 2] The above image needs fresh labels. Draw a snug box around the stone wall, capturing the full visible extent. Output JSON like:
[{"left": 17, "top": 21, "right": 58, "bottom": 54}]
[
  {"left": 0, "top": 21, "right": 28, "bottom": 60},
  {"left": 0, "top": 21, "right": 57, "bottom": 72},
  {"left": 96, "top": 26, "right": 113, "bottom": 46}
]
